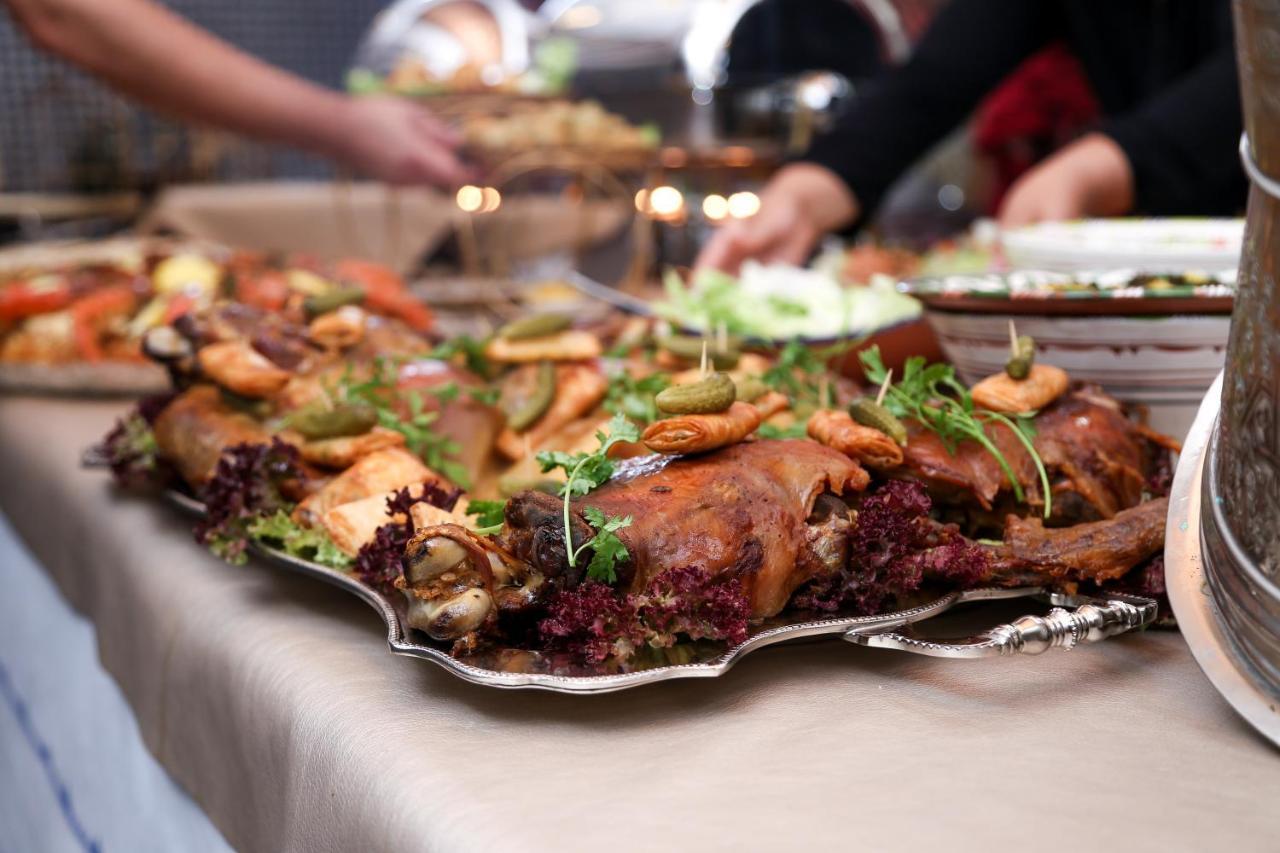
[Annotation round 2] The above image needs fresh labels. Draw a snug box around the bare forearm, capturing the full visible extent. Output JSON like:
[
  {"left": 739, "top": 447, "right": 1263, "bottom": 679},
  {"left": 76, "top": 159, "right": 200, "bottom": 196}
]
[{"left": 9, "top": 0, "right": 352, "bottom": 159}]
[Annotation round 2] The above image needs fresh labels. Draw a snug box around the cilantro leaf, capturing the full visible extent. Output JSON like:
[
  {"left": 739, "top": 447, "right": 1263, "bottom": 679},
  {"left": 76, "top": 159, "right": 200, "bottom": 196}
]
[
  {"left": 429, "top": 336, "right": 491, "bottom": 378},
  {"left": 580, "top": 506, "right": 633, "bottom": 584},
  {"left": 534, "top": 413, "right": 640, "bottom": 571},
  {"left": 332, "top": 361, "right": 471, "bottom": 489},
  {"left": 466, "top": 499, "right": 507, "bottom": 529},
  {"left": 603, "top": 370, "right": 669, "bottom": 426},
  {"left": 757, "top": 421, "right": 809, "bottom": 440}
]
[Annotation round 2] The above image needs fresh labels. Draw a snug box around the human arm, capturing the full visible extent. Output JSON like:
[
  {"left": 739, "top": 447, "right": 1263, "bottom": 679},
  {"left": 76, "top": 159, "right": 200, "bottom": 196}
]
[
  {"left": 6, "top": 0, "right": 470, "bottom": 185},
  {"left": 696, "top": 0, "right": 1056, "bottom": 272}
]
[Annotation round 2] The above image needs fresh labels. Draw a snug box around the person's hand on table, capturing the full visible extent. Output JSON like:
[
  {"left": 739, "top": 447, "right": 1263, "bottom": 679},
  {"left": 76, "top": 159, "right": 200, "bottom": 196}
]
[
  {"left": 997, "top": 132, "right": 1135, "bottom": 228},
  {"left": 695, "top": 163, "right": 859, "bottom": 273},
  {"left": 327, "top": 95, "right": 473, "bottom": 187}
]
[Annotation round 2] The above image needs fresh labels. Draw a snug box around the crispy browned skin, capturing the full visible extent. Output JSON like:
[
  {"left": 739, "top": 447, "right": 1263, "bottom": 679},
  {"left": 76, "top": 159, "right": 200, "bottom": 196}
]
[
  {"left": 985, "top": 496, "right": 1168, "bottom": 586},
  {"left": 502, "top": 440, "right": 869, "bottom": 617},
  {"left": 153, "top": 385, "right": 270, "bottom": 487},
  {"left": 641, "top": 401, "right": 762, "bottom": 455},
  {"left": 899, "top": 387, "right": 1149, "bottom": 523}
]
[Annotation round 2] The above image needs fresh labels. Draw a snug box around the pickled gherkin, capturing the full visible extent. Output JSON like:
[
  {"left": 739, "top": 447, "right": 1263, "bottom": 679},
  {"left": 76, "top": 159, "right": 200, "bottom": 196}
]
[
  {"left": 497, "top": 313, "right": 572, "bottom": 341},
  {"left": 848, "top": 398, "right": 908, "bottom": 445},
  {"left": 1005, "top": 335, "right": 1036, "bottom": 380},
  {"left": 505, "top": 361, "right": 556, "bottom": 431},
  {"left": 655, "top": 372, "right": 736, "bottom": 414}
]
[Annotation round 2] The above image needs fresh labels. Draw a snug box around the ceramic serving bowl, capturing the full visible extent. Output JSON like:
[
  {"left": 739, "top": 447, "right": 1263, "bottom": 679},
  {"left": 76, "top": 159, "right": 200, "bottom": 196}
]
[{"left": 901, "top": 270, "right": 1236, "bottom": 440}]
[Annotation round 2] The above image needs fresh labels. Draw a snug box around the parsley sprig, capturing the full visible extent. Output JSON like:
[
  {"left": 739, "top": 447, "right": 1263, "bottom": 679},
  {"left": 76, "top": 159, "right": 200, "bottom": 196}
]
[
  {"left": 332, "top": 358, "right": 471, "bottom": 488},
  {"left": 859, "top": 346, "right": 1052, "bottom": 519},
  {"left": 536, "top": 413, "right": 640, "bottom": 580},
  {"left": 466, "top": 499, "right": 507, "bottom": 536},
  {"left": 603, "top": 370, "right": 669, "bottom": 426},
  {"left": 761, "top": 339, "right": 857, "bottom": 410}
]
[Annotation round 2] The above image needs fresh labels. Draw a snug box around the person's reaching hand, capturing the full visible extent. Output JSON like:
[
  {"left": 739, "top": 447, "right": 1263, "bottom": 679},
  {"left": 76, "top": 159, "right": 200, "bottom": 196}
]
[
  {"left": 329, "top": 95, "right": 472, "bottom": 187},
  {"left": 997, "top": 132, "right": 1134, "bottom": 228},
  {"left": 695, "top": 163, "right": 858, "bottom": 274}
]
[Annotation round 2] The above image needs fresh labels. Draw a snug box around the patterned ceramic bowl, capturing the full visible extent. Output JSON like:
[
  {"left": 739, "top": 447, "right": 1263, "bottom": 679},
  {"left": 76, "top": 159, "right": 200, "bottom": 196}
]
[{"left": 901, "top": 270, "right": 1235, "bottom": 440}]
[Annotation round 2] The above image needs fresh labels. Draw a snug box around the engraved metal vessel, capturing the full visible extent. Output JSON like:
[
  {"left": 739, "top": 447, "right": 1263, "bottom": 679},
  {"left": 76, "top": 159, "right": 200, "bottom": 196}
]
[{"left": 1174, "top": 0, "right": 1280, "bottom": 743}]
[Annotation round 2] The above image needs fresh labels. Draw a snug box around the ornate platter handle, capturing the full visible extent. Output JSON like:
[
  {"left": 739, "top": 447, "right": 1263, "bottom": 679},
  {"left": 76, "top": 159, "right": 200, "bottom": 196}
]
[{"left": 844, "top": 592, "right": 1157, "bottom": 659}]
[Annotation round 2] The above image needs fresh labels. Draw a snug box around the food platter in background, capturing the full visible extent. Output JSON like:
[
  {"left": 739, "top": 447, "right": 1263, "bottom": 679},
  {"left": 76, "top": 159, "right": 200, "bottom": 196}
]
[
  {"left": 900, "top": 268, "right": 1235, "bottom": 440},
  {"left": 0, "top": 237, "right": 436, "bottom": 397},
  {"left": 1001, "top": 217, "right": 1243, "bottom": 273}
]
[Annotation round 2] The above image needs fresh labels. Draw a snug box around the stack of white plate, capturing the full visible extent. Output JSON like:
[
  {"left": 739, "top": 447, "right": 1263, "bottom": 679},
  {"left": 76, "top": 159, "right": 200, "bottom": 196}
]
[{"left": 1002, "top": 218, "right": 1243, "bottom": 273}]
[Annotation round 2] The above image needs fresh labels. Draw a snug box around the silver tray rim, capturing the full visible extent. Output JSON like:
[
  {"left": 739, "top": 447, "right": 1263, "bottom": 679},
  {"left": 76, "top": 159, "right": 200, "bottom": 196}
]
[
  {"left": 1164, "top": 372, "right": 1280, "bottom": 746},
  {"left": 159, "top": 489, "right": 1037, "bottom": 694}
]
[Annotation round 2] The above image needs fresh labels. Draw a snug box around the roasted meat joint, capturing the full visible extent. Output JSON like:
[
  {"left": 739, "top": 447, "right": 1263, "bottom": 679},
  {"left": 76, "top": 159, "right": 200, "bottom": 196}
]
[{"left": 97, "top": 292, "right": 1176, "bottom": 673}]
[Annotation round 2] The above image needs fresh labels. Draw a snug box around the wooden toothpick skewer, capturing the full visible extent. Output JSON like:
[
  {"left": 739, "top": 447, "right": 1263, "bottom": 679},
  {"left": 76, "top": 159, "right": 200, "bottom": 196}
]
[
  {"left": 700, "top": 339, "right": 709, "bottom": 376},
  {"left": 1008, "top": 319, "right": 1019, "bottom": 356},
  {"left": 876, "top": 369, "right": 893, "bottom": 406}
]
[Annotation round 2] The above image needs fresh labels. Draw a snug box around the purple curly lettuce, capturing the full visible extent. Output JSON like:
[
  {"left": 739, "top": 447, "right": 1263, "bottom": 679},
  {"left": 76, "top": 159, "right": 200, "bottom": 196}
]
[
  {"left": 98, "top": 392, "right": 176, "bottom": 488},
  {"left": 353, "top": 483, "right": 460, "bottom": 594},
  {"left": 632, "top": 566, "right": 750, "bottom": 648},
  {"left": 538, "top": 581, "right": 646, "bottom": 664},
  {"left": 793, "top": 480, "right": 989, "bottom": 615},
  {"left": 538, "top": 567, "right": 750, "bottom": 665},
  {"left": 195, "top": 439, "right": 302, "bottom": 564}
]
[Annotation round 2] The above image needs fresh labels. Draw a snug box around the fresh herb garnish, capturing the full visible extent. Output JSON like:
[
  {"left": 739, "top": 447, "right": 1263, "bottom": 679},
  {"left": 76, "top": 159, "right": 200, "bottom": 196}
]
[
  {"left": 332, "top": 359, "right": 471, "bottom": 488},
  {"left": 247, "top": 510, "right": 353, "bottom": 569},
  {"left": 757, "top": 421, "right": 809, "bottom": 440},
  {"left": 429, "top": 335, "right": 491, "bottom": 378},
  {"left": 580, "top": 506, "right": 634, "bottom": 583},
  {"left": 859, "top": 346, "right": 1052, "bottom": 518},
  {"left": 603, "top": 370, "right": 670, "bottom": 426},
  {"left": 535, "top": 412, "right": 641, "bottom": 576},
  {"left": 761, "top": 339, "right": 854, "bottom": 409},
  {"left": 467, "top": 385, "right": 501, "bottom": 406},
  {"left": 466, "top": 499, "right": 507, "bottom": 536}
]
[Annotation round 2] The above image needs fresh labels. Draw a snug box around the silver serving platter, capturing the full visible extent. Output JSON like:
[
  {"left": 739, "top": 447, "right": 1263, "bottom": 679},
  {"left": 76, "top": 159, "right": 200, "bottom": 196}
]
[
  {"left": 148, "top": 487, "right": 1156, "bottom": 694},
  {"left": 1165, "top": 373, "right": 1280, "bottom": 745}
]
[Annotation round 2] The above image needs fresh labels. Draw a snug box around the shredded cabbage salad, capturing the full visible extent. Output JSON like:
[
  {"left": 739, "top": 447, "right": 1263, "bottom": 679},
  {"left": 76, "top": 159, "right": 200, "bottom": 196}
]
[{"left": 655, "top": 262, "right": 921, "bottom": 341}]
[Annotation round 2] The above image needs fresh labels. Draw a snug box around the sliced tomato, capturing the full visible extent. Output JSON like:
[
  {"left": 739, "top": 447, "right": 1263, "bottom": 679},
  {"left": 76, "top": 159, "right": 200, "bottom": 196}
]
[
  {"left": 161, "top": 293, "right": 197, "bottom": 325},
  {"left": 334, "top": 258, "right": 405, "bottom": 301},
  {"left": 363, "top": 289, "right": 434, "bottom": 333},
  {"left": 0, "top": 280, "right": 73, "bottom": 321},
  {"left": 69, "top": 284, "right": 136, "bottom": 361},
  {"left": 235, "top": 270, "right": 290, "bottom": 311}
]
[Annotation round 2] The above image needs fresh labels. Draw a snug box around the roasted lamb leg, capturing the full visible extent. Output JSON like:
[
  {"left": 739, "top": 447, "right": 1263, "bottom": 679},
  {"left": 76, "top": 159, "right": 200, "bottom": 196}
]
[{"left": 502, "top": 440, "right": 869, "bottom": 618}]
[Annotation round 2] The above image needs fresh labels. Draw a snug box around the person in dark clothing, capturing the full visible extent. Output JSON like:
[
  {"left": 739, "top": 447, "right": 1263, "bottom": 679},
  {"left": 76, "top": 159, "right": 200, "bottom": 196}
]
[{"left": 698, "top": 0, "right": 1244, "bottom": 272}]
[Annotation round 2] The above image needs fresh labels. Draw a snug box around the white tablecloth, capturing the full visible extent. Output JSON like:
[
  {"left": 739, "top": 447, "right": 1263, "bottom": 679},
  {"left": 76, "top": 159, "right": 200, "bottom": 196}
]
[
  {"left": 2, "top": 396, "right": 1278, "bottom": 852},
  {"left": 0, "top": 513, "right": 230, "bottom": 853}
]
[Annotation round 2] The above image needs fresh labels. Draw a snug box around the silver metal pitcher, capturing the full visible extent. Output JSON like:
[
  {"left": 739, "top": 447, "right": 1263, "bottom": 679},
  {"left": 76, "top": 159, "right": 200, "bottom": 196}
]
[{"left": 1176, "top": 0, "right": 1280, "bottom": 740}]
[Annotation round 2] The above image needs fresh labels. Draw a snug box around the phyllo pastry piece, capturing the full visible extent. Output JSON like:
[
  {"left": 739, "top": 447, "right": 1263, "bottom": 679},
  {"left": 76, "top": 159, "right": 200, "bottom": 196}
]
[
  {"left": 298, "top": 426, "right": 406, "bottom": 469},
  {"left": 196, "top": 339, "right": 292, "bottom": 398},
  {"left": 294, "top": 447, "right": 436, "bottom": 526},
  {"left": 321, "top": 483, "right": 467, "bottom": 556}
]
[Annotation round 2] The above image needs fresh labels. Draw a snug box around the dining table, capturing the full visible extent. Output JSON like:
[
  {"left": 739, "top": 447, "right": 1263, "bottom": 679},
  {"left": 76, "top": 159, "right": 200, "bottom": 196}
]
[{"left": 2, "top": 394, "right": 1278, "bottom": 852}]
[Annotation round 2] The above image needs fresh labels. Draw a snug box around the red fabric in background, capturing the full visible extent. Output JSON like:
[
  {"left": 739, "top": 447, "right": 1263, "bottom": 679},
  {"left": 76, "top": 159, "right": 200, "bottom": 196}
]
[{"left": 972, "top": 43, "right": 1100, "bottom": 212}]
